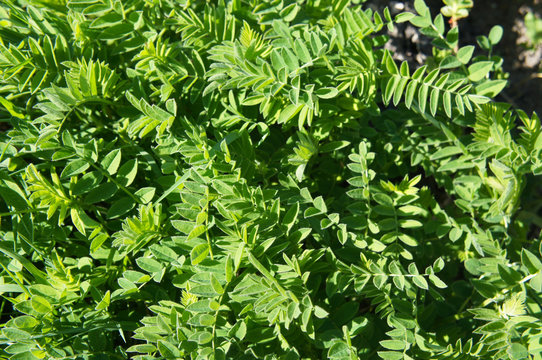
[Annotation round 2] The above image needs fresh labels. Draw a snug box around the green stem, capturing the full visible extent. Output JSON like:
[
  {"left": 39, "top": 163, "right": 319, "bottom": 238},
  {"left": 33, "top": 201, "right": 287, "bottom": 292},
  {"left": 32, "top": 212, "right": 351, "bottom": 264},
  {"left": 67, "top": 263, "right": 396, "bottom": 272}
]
[
  {"left": 456, "top": 289, "right": 475, "bottom": 314},
  {"left": 211, "top": 282, "right": 229, "bottom": 351},
  {"left": 0, "top": 263, "right": 31, "bottom": 297},
  {"left": 89, "top": 163, "right": 141, "bottom": 205},
  {"left": 57, "top": 98, "right": 115, "bottom": 134},
  {"left": 247, "top": 250, "right": 288, "bottom": 297},
  {"left": 0, "top": 207, "right": 49, "bottom": 217}
]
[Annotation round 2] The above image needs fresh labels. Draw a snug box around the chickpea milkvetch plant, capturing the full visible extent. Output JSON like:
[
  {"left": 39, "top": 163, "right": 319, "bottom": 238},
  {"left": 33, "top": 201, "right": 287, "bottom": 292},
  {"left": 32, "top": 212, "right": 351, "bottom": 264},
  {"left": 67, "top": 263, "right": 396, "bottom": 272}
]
[{"left": 0, "top": 0, "right": 541, "bottom": 359}]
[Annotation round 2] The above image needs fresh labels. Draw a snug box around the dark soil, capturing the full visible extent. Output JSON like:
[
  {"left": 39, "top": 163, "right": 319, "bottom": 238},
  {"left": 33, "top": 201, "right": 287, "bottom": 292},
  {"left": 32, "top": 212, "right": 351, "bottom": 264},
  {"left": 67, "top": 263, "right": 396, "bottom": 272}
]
[
  {"left": 463, "top": 0, "right": 542, "bottom": 115},
  {"left": 369, "top": 0, "right": 542, "bottom": 116}
]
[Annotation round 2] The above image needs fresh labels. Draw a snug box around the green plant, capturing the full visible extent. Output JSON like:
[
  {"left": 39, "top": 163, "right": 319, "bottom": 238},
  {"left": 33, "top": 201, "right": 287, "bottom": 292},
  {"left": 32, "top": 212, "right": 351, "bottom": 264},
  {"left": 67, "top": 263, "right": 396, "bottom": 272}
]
[
  {"left": 0, "top": 0, "right": 541, "bottom": 359},
  {"left": 440, "top": 0, "right": 473, "bottom": 27},
  {"left": 525, "top": 12, "right": 542, "bottom": 47}
]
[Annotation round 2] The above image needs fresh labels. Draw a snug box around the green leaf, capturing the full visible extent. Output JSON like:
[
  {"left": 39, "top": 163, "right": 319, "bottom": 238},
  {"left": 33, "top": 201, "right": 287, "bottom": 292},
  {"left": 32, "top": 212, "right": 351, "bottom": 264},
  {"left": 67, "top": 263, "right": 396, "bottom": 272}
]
[
  {"left": 198, "top": 314, "right": 215, "bottom": 326},
  {"left": 476, "top": 35, "right": 491, "bottom": 50},
  {"left": 282, "top": 48, "right": 299, "bottom": 72},
  {"left": 468, "top": 61, "right": 493, "bottom": 82},
  {"left": 418, "top": 84, "right": 429, "bottom": 113},
  {"left": 395, "top": 12, "right": 415, "bottom": 23},
  {"left": 384, "top": 76, "right": 399, "bottom": 104},
  {"left": 135, "top": 187, "right": 156, "bottom": 204},
  {"left": 412, "top": 275, "right": 428, "bottom": 289},
  {"left": 136, "top": 257, "right": 163, "bottom": 273},
  {"left": 0, "top": 176, "right": 29, "bottom": 211},
  {"left": 107, "top": 197, "right": 136, "bottom": 219},
  {"left": 0, "top": 96, "right": 25, "bottom": 119},
  {"left": 101, "top": 149, "right": 122, "bottom": 175},
  {"left": 72, "top": 171, "right": 103, "bottom": 195},
  {"left": 294, "top": 39, "right": 311, "bottom": 63},
  {"left": 280, "top": 3, "right": 299, "bottom": 22},
  {"left": 489, "top": 25, "right": 504, "bottom": 45},
  {"left": 30, "top": 296, "right": 52, "bottom": 314},
  {"left": 410, "top": 15, "right": 431, "bottom": 28},
  {"left": 399, "top": 219, "right": 423, "bottom": 228},
  {"left": 377, "top": 351, "right": 404, "bottom": 360},
  {"left": 373, "top": 193, "right": 393, "bottom": 206},
  {"left": 210, "top": 273, "right": 224, "bottom": 294},
  {"left": 117, "top": 159, "right": 138, "bottom": 187},
  {"left": 99, "top": 23, "right": 134, "bottom": 41},
  {"left": 172, "top": 220, "right": 193, "bottom": 234},
  {"left": 404, "top": 80, "right": 418, "bottom": 108},
  {"left": 188, "top": 225, "right": 206, "bottom": 240},
  {"left": 430, "top": 88, "right": 439, "bottom": 116},
  {"left": 467, "top": 94, "right": 490, "bottom": 104},
  {"left": 380, "top": 340, "right": 406, "bottom": 350},
  {"left": 29, "top": 284, "right": 59, "bottom": 303},
  {"left": 457, "top": 45, "right": 475, "bottom": 64},
  {"left": 61, "top": 159, "right": 90, "bottom": 179},
  {"left": 430, "top": 146, "right": 462, "bottom": 160},
  {"left": 157, "top": 340, "right": 181, "bottom": 359},
  {"left": 228, "top": 321, "right": 247, "bottom": 340},
  {"left": 225, "top": 255, "right": 234, "bottom": 283},
  {"left": 443, "top": 91, "right": 452, "bottom": 117},
  {"left": 196, "top": 331, "right": 213, "bottom": 344},
  {"left": 283, "top": 202, "right": 299, "bottom": 232},
  {"left": 475, "top": 79, "right": 507, "bottom": 97},
  {"left": 522, "top": 249, "right": 542, "bottom": 274},
  {"left": 95, "top": 290, "right": 110, "bottom": 311},
  {"left": 278, "top": 104, "right": 303, "bottom": 124},
  {"left": 13, "top": 316, "right": 39, "bottom": 329},
  {"left": 149, "top": 245, "right": 176, "bottom": 264},
  {"left": 84, "top": 182, "right": 118, "bottom": 203},
  {"left": 414, "top": 0, "right": 430, "bottom": 16},
  {"left": 187, "top": 300, "right": 214, "bottom": 313},
  {"left": 328, "top": 341, "right": 352, "bottom": 359},
  {"left": 529, "top": 273, "right": 542, "bottom": 292},
  {"left": 313, "top": 196, "right": 327, "bottom": 213},
  {"left": 438, "top": 158, "right": 476, "bottom": 172},
  {"left": 191, "top": 244, "right": 209, "bottom": 265},
  {"left": 315, "top": 87, "right": 339, "bottom": 99},
  {"left": 70, "top": 208, "right": 86, "bottom": 234},
  {"left": 507, "top": 343, "right": 529, "bottom": 360},
  {"left": 0, "top": 284, "right": 23, "bottom": 293},
  {"left": 2, "top": 327, "right": 31, "bottom": 341},
  {"left": 433, "top": 257, "right": 445, "bottom": 272},
  {"left": 127, "top": 344, "right": 157, "bottom": 353},
  {"left": 304, "top": 206, "right": 321, "bottom": 218},
  {"left": 398, "top": 234, "right": 418, "bottom": 246},
  {"left": 428, "top": 274, "right": 447, "bottom": 288},
  {"left": 393, "top": 77, "right": 408, "bottom": 106},
  {"left": 440, "top": 55, "right": 462, "bottom": 69},
  {"left": 313, "top": 305, "right": 329, "bottom": 318}
]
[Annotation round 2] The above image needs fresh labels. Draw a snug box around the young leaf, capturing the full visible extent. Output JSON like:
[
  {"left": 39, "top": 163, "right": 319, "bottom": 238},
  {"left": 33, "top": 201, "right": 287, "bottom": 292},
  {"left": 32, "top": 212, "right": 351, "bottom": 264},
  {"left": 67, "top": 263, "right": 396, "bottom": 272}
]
[
  {"left": 191, "top": 244, "right": 209, "bottom": 265},
  {"left": 101, "top": 149, "right": 122, "bottom": 175},
  {"left": 117, "top": 159, "right": 138, "bottom": 187},
  {"left": 468, "top": 61, "right": 493, "bottom": 82},
  {"left": 95, "top": 291, "right": 110, "bottom": 311}
]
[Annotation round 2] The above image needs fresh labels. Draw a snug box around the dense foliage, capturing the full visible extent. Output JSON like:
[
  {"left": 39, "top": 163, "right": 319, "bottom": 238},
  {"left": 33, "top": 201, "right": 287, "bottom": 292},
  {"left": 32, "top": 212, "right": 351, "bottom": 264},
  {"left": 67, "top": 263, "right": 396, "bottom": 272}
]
[{"left": 1, "top": 0, "right": 542, "bottom": 359}]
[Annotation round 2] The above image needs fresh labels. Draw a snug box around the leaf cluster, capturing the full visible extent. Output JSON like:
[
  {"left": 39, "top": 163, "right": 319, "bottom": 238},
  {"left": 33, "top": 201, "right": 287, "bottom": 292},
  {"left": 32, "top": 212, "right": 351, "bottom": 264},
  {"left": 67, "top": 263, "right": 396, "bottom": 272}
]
[{"left": 0, "top": 0, "right": 541, "bottom": 359}]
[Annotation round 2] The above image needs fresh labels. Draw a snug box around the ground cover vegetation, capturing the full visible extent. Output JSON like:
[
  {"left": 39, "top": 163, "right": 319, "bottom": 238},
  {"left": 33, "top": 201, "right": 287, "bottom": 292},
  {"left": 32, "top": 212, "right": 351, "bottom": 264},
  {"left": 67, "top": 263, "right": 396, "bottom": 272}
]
[{"left": 0, "top": 0, "right": 541, "bottom": 359}]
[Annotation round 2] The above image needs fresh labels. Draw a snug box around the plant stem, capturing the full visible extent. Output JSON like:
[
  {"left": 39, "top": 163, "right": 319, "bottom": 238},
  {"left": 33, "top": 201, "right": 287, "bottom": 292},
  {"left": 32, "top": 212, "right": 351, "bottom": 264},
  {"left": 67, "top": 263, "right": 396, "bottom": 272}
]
[{"left": 0, "top": 207, "right": 48, "bottom": 217}]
